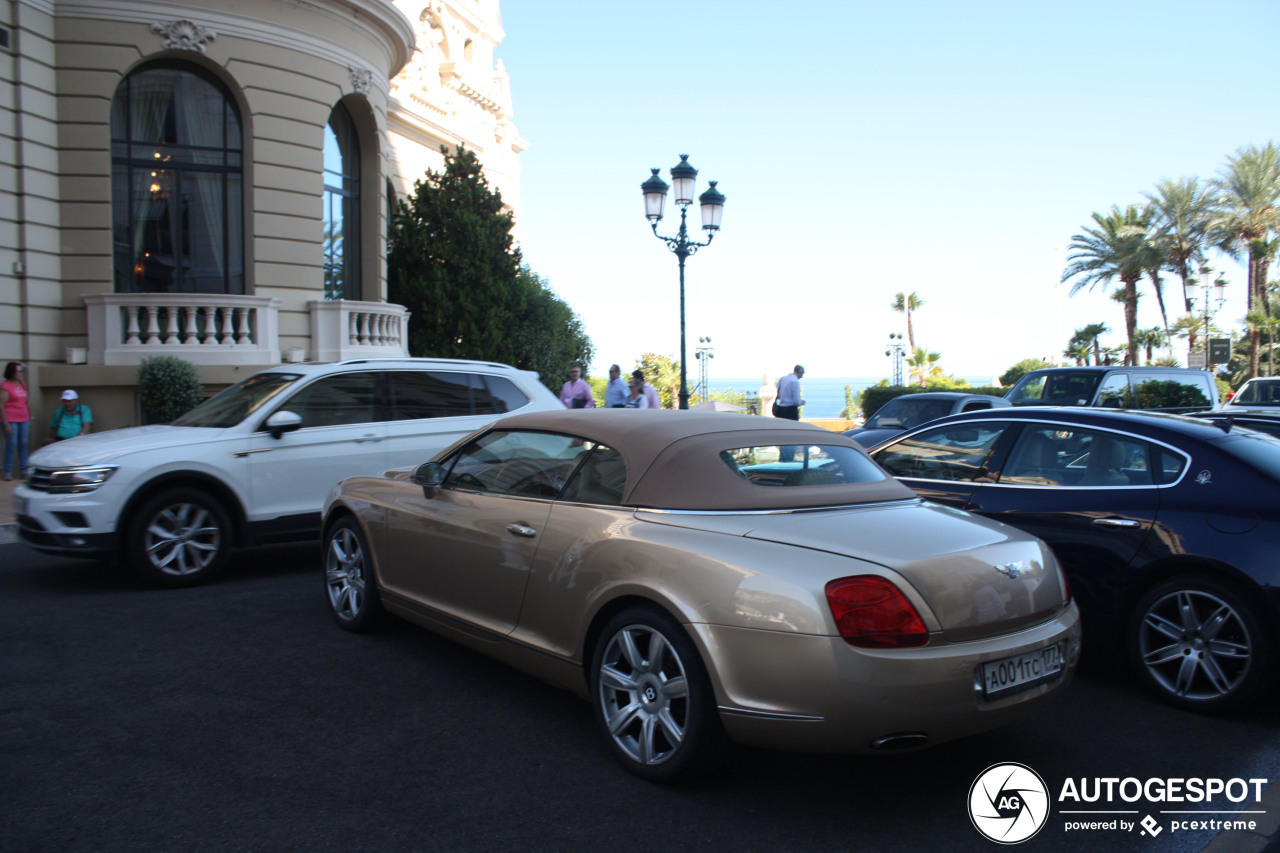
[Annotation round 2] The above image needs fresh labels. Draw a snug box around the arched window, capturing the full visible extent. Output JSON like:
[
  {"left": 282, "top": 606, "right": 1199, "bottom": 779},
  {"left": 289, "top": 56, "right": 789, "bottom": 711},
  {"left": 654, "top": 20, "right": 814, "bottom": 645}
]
[
  {"left": 322, "top": 103, "right": 360, "bottom": 301},
  {"left": 111, "top": 62, "right": 244, "bottom": 293}
]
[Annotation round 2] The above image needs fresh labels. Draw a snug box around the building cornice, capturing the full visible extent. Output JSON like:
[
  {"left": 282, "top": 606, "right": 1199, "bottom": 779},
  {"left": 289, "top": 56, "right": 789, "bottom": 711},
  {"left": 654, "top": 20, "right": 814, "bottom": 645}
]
[{"left": 54, "top": 0, "right": 416, "bottom": 85}]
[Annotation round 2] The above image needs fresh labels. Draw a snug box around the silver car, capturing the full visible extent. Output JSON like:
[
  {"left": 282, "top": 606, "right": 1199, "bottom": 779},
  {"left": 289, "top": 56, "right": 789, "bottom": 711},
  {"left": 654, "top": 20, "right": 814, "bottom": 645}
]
[{"left": 321, "top": 410, "right": 1081, "bottom": 780}]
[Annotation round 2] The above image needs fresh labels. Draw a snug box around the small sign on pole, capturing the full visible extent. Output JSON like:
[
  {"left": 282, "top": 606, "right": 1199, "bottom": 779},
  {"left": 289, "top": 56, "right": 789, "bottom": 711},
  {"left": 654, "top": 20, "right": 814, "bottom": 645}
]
[
  {"left": 1209, "top": 337, "right": 1232, "bottom": 364},
  {"left": 1188, "top": 352, "right": 1206, "bottom": 370}
]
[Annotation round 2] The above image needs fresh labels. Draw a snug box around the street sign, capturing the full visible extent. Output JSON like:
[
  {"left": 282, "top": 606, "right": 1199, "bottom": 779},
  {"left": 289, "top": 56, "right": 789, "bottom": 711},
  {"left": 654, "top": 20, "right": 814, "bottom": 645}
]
[
  {"left": 1188, "top": 352, "right": 1206, "bottom": 369},
  {"left": 1209, "top": 337, "right": 1232, "bottom": 363}
]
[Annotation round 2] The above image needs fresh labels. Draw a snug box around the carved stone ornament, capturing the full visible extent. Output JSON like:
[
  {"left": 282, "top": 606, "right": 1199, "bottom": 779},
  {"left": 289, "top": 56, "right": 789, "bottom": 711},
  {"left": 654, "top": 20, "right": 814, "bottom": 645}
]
[
  {"left": 150, "top": 20, "right": 217, "bottom": 53},
  {"left": 349, "top": 66, "right": 376, "bottom": 96}
]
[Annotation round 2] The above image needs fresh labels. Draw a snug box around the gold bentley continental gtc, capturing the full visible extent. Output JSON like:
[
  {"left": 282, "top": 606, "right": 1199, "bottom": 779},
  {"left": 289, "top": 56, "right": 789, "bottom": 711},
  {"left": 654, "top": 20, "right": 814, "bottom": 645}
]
[{"left": 321, "top": 410, "right": 1081, "bottom": 781}]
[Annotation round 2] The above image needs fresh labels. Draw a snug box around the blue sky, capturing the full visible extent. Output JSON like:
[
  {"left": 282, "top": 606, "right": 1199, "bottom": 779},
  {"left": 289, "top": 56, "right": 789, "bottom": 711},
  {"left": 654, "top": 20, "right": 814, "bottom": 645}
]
[{"left": 495, "top": 0, "right": 1278, "bottom": 383}]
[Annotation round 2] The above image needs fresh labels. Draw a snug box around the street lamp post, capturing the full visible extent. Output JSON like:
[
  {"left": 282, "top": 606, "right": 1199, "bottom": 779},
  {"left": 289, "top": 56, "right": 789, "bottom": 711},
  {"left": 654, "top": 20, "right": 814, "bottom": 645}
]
[
  {"left": 1183, "top": 264, "right": 1228, "bottom": 371},
  {"left": 641, "top": 155, "right": 725, "bottom": 410},
  {"left": 694, "top": 336, "right": 714, "bottom": 404},
  {"left": 886, "top": 333, "right": 906, "bottom": 386}
]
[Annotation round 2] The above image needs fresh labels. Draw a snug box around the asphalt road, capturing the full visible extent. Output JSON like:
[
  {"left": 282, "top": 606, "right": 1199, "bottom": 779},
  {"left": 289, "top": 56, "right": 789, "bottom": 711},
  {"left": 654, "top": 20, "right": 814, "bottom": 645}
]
[{"left": 3, "top": 541, "right": 1279, "bottom": 853}]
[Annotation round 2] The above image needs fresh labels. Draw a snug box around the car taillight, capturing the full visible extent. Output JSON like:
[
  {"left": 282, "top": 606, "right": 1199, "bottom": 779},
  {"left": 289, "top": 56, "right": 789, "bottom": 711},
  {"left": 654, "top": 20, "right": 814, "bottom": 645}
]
[{"left": 825, "top": 576, "right": 929, "bottom": 648}]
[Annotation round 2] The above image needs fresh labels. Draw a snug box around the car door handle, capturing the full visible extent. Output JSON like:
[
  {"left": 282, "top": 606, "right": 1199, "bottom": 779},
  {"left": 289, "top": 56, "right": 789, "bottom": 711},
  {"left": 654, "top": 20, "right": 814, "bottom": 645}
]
[
  {"left": 355, "top": 434, "right": 383, "bottom": 443},
  {"left": 506, "top": 524, "right": 538, "bottom": 538},
  {"left": 1092, "top": 518, "right": 1142, "bottom": 529}
]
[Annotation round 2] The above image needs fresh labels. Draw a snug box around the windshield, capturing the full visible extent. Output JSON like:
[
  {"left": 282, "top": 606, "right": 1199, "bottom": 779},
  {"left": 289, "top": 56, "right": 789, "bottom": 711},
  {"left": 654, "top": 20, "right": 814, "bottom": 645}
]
[
  {"left": 172, "top": 372, "right": 303, "bottom": 428},
  {"left": 870, "top": 397, "right": 955, "bottom": 430},
  {"left": 1007, "top": 371, "right": 1103, "bottom": 406}
]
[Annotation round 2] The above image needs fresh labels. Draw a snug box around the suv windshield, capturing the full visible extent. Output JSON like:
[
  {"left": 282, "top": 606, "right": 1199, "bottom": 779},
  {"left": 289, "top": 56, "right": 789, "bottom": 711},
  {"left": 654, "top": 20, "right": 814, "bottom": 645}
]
[
  {"left": 172, "top": 372, "right": 303, "bottom": 428},
  {"left": 1007, "top": 370, "right": 1103, "bottom": 406}
]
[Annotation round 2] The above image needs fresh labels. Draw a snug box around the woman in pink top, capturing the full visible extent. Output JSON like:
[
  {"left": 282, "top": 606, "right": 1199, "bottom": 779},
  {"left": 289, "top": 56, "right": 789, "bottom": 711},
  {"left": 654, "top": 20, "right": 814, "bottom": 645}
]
[{"left": 1, "top": 361, "right": 31, "bottom": 480}]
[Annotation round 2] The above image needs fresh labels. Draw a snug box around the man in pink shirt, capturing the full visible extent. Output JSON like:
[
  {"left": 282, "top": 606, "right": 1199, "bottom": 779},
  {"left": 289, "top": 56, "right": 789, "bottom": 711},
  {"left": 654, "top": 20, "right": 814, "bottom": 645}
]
[
  {"left": 632, "top": 370, "right": 661, "bottom": 409},
  {"left": 559, "top": 364, "right": 595, "bottom": 409}
]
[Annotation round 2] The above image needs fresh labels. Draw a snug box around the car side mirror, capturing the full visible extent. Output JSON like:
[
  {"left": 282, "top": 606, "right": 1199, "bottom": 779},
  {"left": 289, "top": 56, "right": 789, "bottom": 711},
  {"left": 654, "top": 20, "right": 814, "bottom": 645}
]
[
  {"left": 412, "top": 462, "right": 444, "bottom": 497},
  {"left": 265, "top": 410, "right": 303, "bottom": 439}
]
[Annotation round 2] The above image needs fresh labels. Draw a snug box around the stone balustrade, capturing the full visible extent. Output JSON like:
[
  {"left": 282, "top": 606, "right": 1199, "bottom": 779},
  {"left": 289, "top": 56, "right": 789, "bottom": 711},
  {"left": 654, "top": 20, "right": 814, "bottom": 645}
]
[
  {"left": 84, "top": 293, "right": 282, "bottom": 366},
  {"left": 309, "top": 299, "right": 409, "bottom": 362}
]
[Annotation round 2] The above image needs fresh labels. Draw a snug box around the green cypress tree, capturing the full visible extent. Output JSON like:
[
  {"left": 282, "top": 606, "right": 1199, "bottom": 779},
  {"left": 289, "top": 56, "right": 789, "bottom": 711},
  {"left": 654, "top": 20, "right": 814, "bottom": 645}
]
[{"left": 389, "top": 146, "right": 525, "bottom": 361}]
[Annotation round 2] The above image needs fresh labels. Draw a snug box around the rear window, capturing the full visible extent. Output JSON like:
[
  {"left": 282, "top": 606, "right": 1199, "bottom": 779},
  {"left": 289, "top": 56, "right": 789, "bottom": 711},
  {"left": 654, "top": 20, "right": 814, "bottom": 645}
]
[{"left": 721, "top": 445, "right": 886, "bottom": 487}]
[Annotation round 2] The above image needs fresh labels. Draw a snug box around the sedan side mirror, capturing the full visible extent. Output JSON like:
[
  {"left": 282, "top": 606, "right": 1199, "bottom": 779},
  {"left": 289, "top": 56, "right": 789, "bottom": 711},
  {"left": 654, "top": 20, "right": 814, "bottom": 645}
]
[
  {"left": 265, "top": 410, "right": 303, "bottom": 439},
  {"left": 412, "top": 462, "right": 444, "bottom": 497}
]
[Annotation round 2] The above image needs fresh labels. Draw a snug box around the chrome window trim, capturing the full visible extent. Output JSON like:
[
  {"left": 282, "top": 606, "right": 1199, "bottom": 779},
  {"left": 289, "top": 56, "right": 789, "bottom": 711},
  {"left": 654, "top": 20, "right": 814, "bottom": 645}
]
[{"left": 636, "top": 498, "right": 921, "bottom": 517}]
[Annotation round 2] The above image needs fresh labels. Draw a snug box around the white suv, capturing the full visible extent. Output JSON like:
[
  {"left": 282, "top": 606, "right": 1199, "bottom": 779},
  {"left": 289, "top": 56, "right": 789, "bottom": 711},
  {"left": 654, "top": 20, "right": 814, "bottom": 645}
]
[{"left": 16, "top": 358, "right": 562, "bottom": 586}]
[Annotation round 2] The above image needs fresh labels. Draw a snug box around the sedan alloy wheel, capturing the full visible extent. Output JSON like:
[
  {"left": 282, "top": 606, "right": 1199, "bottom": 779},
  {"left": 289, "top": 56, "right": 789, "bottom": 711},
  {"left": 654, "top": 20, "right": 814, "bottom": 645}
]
[{"left": 1131, "top": 578, "right": 1269, "bottom": 712}]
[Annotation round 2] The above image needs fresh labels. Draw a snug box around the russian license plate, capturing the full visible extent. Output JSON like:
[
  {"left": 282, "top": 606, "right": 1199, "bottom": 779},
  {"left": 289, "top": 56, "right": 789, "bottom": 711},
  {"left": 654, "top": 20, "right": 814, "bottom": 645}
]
[{"left": 981, "top": 642, "right": 1065, "bottom": 698}]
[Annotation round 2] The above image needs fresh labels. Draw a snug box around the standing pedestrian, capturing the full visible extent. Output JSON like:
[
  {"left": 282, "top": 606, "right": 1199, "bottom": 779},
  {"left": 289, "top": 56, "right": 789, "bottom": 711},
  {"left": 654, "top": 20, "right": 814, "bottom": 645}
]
[
  {"left": 1, "top": 361, "right": 31, "bottom": 480},
  {"left": 773, "top": 365, "right": 805, "bottom": 420},
  {"left": 604, "top": 364, "right": 628, "bottom": 408},
  {"left": 624, "top": 378, "right": 650, "bottom": 408},
  {"left": 774, "top": 364, "right": 805, "bottom": 463},
  {"left": 631, "top": 370, "right": 661, "bottom": 410},
  {"left": 559, "top": 364, "right": 595, "bottom": 409},
  {"left": 50, "top": 389, "right": 93, "bottom": 441}
]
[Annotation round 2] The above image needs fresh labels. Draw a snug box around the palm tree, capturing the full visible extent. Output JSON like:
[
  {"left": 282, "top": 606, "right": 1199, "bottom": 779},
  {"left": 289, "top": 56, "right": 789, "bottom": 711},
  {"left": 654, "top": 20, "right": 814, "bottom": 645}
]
[
  {"left": 1062, "top": 206, "right": 1151, "bottom": 367},
  {"left": 1063, "top": 339, "right": 1092, "bottom": 366},
  {"left": 905, "top": 346, "right": 942, "bottom": 386},
  {"left": 1134, "top": 327, "right": 1166, "bottom": 365},
  {"left": 1209, "top": 142, "right": 1280, "bottom": 378},
  {"left": 1076, "top": 322, "right": 1110, "bottom": 366},
  {"left": 890, "top": 292, "right": 924, "bottom": 352},
  {"left": 1146, "top": 177, "right": 1216, "bottom": 315}
]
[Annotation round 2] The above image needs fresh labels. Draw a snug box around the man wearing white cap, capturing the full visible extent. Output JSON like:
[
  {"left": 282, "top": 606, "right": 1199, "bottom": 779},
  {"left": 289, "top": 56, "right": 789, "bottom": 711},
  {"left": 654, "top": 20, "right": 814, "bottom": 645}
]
[{"left": 50, "top": 389, "right": 92, "bottom": 441}]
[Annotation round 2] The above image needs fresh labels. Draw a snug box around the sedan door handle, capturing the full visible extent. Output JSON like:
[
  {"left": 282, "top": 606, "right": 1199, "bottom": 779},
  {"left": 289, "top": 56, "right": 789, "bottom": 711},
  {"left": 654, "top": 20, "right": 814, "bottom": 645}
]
[
  {"left": 1092, "top": 518, "right": 1142, "bottom": 529},
  {"left": 355, "top": 434, "right": 383, "bottom": 443},
  {"left": 506, "top": 523, "right": 538, "bottom": 538}
]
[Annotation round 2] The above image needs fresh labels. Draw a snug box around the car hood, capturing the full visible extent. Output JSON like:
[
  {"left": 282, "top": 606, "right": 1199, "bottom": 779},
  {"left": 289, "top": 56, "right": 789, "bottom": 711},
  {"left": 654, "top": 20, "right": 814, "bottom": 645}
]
[
  {"left": 741, "top": 502, "right": 1067, "bottom": 642},
  {"left": 29, "top": 425, "right": 232, "bottom": 467}
]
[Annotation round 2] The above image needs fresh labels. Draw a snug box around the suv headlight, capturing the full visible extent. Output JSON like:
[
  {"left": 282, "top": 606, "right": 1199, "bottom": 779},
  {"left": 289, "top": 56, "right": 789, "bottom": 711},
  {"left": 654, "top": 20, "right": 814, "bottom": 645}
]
[{"left": 41, "top": 467, "right": 117, "bottom": 493}]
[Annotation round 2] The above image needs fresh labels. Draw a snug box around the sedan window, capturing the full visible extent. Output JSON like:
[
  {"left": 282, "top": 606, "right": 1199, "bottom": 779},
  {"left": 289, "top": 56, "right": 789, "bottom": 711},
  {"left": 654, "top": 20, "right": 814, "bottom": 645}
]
[
  {"left": 873, "top": 424, "right": 1005, "bottom": 482},
  {"left": 444, "top": 430, "right": 594, "bottom": 499},
  {"left": 1000, "top": 427, "right": 1156, "bottom": 487},
  {"left": 281, "top": 372, "right": 383, "bottom": 428}
]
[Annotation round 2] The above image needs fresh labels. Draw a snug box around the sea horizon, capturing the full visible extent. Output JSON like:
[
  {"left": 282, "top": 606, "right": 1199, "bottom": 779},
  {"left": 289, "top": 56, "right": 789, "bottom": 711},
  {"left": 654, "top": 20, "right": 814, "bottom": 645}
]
[{"left": 702, "top": 375, "right": 997, "bottom": 419}]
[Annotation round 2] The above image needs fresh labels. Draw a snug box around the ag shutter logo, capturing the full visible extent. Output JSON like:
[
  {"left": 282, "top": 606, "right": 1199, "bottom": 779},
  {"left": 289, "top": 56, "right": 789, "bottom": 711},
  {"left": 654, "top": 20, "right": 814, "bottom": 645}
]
[{"left": 969, "top": 763, "right": 1051, "bottom": 844}]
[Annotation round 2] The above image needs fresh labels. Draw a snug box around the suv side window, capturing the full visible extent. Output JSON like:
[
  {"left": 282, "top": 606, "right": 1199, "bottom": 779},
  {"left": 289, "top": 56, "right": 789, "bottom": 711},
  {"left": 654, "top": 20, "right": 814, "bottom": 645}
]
[
  {"left": 390, "top": 371, "right": 477, "bottom": 420},
  {"left": 1096, "top": 373, "right": 1130, "bottom": 408},
  {"left": 282, "top": 372, "right": 382, "bottom": 428},
  {"left": 1131, "top": 373, "right": 1212, "bottom": 410},
  {"left": 477, "top": 375, "right": 531, "bottom": 414}
]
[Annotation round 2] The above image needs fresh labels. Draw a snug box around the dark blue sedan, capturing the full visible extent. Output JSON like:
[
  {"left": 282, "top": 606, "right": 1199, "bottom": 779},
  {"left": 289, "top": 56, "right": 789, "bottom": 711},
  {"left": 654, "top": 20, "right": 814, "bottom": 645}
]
[{"left": 867, "top": 407, "right": 1280, "bottom": 713}]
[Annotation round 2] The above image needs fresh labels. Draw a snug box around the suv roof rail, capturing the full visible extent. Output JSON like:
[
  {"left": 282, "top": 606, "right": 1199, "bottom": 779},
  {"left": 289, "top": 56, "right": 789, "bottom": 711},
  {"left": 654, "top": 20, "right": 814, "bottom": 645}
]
[{"left": 334, "top": 357, "right": 517, "bottom": 370}]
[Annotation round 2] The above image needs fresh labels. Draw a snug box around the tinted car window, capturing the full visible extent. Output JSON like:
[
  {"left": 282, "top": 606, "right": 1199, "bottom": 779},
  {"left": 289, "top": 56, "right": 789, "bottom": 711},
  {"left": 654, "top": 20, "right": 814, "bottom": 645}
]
[
  {"left": 390, "top": 371, "right": 477, "bottom": 419},
  {"left": 1131, "top": 375, "right": 1212, "bottom": 410},
  {"left": 869, "top": 397, "right": 955, "bottom": 429},
  {"left": 1007, "top": 370, "right": 1102, "bottom": 406},
  {"left": 283, "top": 372, "right": 382, "bottom": 428},
  {"left": 873, "top": 423, "right": 1005, "bottom": 482},
  {"left": 444, "top": 430, "right": 590, "bottom": 498},
  {"left": 1096, "top": 373, "right": 1130, "bottom": 408},
  {"left": 477, "top": 375, "right": 530, "bottom": 415},
  {"left": 1000, "top": 426, "right": 1156, "bottom": 487}
]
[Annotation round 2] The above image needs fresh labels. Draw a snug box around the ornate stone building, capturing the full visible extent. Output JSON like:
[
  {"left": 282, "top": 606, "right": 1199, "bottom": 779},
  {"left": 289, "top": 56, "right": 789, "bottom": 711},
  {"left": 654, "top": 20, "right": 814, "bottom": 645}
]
[{"left": 0, "top": 0, "right": 525, "bottom": 430}]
